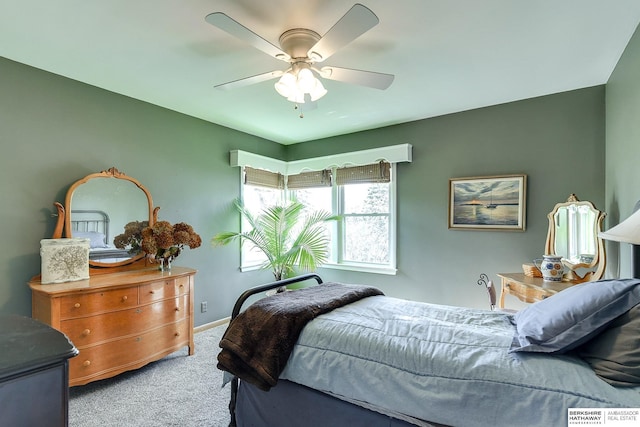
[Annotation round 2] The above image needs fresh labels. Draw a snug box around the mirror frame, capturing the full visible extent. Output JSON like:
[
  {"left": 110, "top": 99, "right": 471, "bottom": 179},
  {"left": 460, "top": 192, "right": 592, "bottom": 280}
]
[
  {"left": 52, "top": 167, "right": 158, "bottom": 270},
  {"left": 544, "top": 194, "right": 606, "bottom": 282}
]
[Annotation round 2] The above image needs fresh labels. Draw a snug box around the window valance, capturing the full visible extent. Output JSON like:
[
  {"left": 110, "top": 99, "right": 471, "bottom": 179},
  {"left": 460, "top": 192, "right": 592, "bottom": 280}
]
[{"left": 230, "top": 143, "right": 412, "bottom": 176}]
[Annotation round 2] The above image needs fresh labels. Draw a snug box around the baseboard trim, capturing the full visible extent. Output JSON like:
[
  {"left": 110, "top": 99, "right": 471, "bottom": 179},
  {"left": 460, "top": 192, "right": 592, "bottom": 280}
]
[{"left": 194, "top": 317, "right": 230, "bottom": 333}]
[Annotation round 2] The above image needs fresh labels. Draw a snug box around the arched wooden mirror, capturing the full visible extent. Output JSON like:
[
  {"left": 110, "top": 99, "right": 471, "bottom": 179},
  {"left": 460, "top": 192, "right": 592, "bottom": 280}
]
[
  {"left": 52, "top": 167, "right": 158, "bottom": 269},
  {"left": 544, "top": 194, "right": 606, "bottom": 282}
]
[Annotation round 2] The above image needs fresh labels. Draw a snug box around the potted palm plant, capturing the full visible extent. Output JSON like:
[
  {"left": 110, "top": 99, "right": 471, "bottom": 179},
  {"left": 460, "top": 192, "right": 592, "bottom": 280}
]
[{"left": 211, "top": 199, "right": 339, "bottom": 282}]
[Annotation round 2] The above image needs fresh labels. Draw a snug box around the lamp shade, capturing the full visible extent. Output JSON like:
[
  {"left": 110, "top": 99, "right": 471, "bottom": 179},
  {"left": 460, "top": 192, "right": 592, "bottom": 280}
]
[
  {"left": 274, "top": 72, "right": 296, "bottom": 98},
  {"left": 296, "top": 68, "right": 316, "bottom": 92},
  {"left": 309, "top": 79, "right": 327, "bottom": 101},
  {"left": 599, "top": 207, "right": 640, "bottom": 245}
]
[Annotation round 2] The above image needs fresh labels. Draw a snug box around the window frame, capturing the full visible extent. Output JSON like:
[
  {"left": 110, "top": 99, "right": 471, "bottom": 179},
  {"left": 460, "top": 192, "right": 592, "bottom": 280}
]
[
  {"left": 240, "top": 165, "right": 397, "bottom": 275},
  {"left": 230, "top": 144, "right": 411, "bottom": 275},
  {"left": 330, "top": 169, "right": 396, "bottom": 274}
]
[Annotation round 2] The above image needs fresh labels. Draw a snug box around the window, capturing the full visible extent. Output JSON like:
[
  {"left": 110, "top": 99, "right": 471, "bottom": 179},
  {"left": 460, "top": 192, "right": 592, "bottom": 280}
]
[
  {"left": 240, "top": 168, "right": 284, "bottom": 268},
  {"left": 340, "top": 182, "right": 390, "bottom": 264},
  {"left": 243, "top": 162, "right": 396, "bottom": 274}
]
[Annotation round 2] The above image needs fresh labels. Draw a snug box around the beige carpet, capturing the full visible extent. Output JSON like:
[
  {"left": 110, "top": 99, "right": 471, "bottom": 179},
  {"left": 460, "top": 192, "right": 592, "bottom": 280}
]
[{"left": 69, "top": 323, "right": 231, "bottom": 427}]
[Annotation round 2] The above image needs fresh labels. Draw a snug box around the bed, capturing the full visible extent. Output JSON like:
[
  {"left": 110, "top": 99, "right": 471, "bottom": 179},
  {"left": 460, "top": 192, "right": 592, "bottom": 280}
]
[
  {"left": 70, "top": 210, "right": 131, "bottom": 262},
  {"left": 218, "top": 274, "right": 640, "bottom": 427}
]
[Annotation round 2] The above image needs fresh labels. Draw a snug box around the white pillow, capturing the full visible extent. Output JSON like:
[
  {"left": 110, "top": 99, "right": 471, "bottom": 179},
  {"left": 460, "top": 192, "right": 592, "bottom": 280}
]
[
  {"left": 510, "top": 278, "right": 640, "bottom": 353},
  {"left": 73, "top": 231, "right": 108, "bottom": 249}
]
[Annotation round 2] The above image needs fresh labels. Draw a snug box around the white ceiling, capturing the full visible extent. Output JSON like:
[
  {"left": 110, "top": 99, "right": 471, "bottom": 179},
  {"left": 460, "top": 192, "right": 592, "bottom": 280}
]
[{"left": 2, "top": 1, "right": 640, "bottom": 145}]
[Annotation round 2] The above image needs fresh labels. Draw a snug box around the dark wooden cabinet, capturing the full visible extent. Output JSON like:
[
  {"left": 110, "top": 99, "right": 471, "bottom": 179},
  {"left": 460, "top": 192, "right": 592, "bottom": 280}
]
[{"left": 0, "top": 315, "right": 78, "bottom": 426}]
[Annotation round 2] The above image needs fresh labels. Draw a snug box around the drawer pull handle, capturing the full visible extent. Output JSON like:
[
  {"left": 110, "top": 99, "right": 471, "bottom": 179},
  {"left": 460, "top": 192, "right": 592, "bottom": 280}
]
[
  {"left": 175, "top": 332, "right": 180, "bottom": 337},
  {"left": 122, "top": 296, "right": 128, "bottom": 302},
  {"left": 83, "top": 360, "right": 91, "bottom": 367},
  {"left": 136, "top": 308, "right": 142, "bottom": 314},
  {"left": 175, "top": 307, "right": 180, "bottom": 312},
  {"left": 505, "top": 284, "right": 511, "bottom": 289},
  {"left": 135, "top": 337, "right": 142, "bottom": 342},
  {"left": 83, "top": 329, "right": 91, "bottom": 336},
  {"left": 74, "top": 303, "right": 81, "bottom": 308}
]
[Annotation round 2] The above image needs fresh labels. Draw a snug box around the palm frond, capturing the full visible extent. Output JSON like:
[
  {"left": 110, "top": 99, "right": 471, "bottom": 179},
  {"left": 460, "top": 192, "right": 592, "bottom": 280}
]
[{"left": 212, "top": 198, "right": 340, "bottom": 280}]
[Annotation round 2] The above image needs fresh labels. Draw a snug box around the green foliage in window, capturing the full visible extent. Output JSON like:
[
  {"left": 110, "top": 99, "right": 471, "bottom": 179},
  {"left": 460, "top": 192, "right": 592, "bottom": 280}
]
[{"left": 212, "top": 199, "right": 340, "bottom": 281}]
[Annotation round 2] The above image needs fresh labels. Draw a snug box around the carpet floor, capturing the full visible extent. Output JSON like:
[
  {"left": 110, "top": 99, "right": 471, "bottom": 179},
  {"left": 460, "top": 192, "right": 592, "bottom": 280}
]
[{"left": 69, "top": 323, "right": 231, "bottom": 427}]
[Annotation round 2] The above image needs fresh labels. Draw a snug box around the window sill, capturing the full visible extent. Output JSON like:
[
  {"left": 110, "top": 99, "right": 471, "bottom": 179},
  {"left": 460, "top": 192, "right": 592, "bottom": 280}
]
[
  {"left": 322, "top": 262, "right": 397, "bottom": 276},
  {"left": 240, "top": 263, "right": 397, "bottom": 276}
]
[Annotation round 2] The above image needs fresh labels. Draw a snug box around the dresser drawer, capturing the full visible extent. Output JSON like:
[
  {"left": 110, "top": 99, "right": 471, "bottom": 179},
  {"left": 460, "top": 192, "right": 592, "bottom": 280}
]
[
  {"left": 61, "top": 295, "right": 189, "bottom": 347},
  {"left": 60, "top": 288, "right": 138, "bottom": 319},
  {"left": 139, "top": 276, "right": 190, "bottom": 304},
  {"left": 69, "top": 319, "right": 189, "bottom": 381}
]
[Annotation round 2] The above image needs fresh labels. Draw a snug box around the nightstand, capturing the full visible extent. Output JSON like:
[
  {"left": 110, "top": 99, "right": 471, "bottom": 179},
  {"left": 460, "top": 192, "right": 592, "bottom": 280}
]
[{"left": 496, "top": 273, "right": 581, "bottom": 309}]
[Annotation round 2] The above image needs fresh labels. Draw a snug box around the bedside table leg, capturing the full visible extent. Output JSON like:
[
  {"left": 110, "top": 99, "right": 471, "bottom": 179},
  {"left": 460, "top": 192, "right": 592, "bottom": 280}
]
[{"left": 499, "top": 279, "right": 508, "bottom": 309}]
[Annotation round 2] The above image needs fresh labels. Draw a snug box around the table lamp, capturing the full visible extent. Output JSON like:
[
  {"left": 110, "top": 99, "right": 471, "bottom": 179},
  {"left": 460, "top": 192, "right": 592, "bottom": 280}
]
[{"left": 599, "top": 201, "right": 640, "bottom": 279}]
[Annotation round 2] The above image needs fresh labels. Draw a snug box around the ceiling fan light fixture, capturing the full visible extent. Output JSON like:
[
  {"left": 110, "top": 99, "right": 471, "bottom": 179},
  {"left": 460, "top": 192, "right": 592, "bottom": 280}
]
[
  {"left": 286, "top": 88, "right": 306, "bottom": 104},
  {"left": 309, "top": 79, "right": 327, "bottom": 101},
  {"left": 274, "top": 62, "right": 327, "bottom": 104},
  {"left": 274, "top": 71, "right": 296, "bottom": 98},
  {"left": 297, "top": 67, "right": 316, "bottom": 92}
]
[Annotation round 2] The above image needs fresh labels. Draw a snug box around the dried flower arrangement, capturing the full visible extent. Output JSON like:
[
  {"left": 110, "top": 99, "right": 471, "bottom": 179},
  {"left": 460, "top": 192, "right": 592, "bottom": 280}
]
[
  {"left": 114, "top": 220, "right": 202, "bottom": 264},
  {"left": 140, "top": 220, "right": 202, "bottom": 263},
  {"left": 113, "top": 221, "right": 149, "bottom": 255}
]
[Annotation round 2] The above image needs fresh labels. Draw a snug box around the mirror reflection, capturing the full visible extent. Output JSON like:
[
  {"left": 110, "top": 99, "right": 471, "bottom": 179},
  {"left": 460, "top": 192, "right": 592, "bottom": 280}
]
[
  {"left": 553, "top": 204, "right": 597, "bottom": 264},
  {"left": 62, "top": 168, "right": 154, "bottom": 267},
  {"left": 545, "top": 194, "right": 606, "bottom": 281}
]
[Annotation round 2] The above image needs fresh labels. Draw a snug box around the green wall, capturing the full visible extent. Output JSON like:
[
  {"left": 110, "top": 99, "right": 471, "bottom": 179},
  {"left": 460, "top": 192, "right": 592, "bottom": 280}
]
[
  {"left": 0, "top": 54, "right": 607, "bottom": 324},
  {"left": 0, "top": 57, "right": 287, "bottom": 325},
  {"left": 605, "top": 23, "right": 640, "bottom": 278},
  {"left": 290, "top": 87, "right": 605, "bottom": 308}
]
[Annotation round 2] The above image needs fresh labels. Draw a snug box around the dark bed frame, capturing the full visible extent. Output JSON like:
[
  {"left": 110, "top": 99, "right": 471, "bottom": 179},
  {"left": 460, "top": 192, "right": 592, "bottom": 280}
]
[{"left": 226, "top": 273, "right": 324, "bottom": 427}]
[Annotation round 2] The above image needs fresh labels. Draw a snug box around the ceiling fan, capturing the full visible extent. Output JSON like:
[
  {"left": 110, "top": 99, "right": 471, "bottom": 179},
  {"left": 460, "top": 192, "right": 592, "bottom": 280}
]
[{"left": 205, "top": 3, "right": 394, "bottom": 111}]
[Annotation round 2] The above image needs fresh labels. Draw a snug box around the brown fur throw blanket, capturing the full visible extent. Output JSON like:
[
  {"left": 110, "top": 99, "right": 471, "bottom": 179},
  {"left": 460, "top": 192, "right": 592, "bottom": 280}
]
[{"left": 217, "top": 282, "right": 384, "bottom": 391}]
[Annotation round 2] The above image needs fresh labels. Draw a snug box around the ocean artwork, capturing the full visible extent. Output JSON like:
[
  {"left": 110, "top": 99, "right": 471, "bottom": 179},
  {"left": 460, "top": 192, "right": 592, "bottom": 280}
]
[{"left": 449, "top": 175, "right": 527, "bottom": 231}]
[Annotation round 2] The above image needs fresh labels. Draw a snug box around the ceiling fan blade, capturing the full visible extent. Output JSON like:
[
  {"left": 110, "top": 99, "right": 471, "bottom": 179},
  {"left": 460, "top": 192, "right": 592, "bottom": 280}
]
[
  {"left": 307, "top": 4, "right": 379, "bottom": 63},
  {"left": 319, "top": 66, "right": 394, "bottom": 90},
  {"left": 215, "top": 70, "right": 284, "bottom": 91},
  {"left": 205, "top": 12, "right": 290, "bottom": 61}
]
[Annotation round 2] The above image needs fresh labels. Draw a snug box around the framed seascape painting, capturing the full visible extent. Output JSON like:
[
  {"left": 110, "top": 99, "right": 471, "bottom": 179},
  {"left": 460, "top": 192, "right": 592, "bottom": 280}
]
[{"left": 448, "top": 174, "right": 527, "bottom": 231}]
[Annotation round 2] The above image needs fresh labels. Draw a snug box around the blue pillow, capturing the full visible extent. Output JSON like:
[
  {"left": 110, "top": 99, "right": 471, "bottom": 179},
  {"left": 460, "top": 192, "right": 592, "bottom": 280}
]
[{"left": 510, "top": 278, "right": 640, "bottom": 353}]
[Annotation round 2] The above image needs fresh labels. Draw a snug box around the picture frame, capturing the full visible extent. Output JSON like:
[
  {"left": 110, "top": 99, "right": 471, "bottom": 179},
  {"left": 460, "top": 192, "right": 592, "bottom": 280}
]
[{"left": 448, "top": 174, "right": 527, "bottom": 231}]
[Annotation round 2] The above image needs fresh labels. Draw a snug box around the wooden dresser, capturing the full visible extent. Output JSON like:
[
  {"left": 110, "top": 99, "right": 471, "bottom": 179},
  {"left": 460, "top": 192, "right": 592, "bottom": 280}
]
[{"left": 29, "top": 266, "right": 196, "bottom": 387}]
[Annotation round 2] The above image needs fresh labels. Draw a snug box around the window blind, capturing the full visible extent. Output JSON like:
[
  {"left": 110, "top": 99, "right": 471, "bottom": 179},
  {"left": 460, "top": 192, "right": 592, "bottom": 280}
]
[
  {"left": 286, "top": 169, "right": 332, "bottom": 189},
  {"left": 244, "top": 167, "right": 284, "bottom": 189},
  {"left": 335, "top": 161, "right": 391, "bottom": 185}
]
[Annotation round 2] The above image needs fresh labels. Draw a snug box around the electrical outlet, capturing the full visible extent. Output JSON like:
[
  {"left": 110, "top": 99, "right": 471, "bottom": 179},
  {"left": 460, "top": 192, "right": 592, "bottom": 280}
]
[{"left": 201, "top": 301, "right": 208, "bottom": 313}]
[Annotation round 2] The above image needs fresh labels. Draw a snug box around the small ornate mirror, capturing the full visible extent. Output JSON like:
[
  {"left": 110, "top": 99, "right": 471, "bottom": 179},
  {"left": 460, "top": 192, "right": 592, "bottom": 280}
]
[
  {"left": 544, "top": 194, "right": 606, "bottom": 282},
  {"left": 52, "top": 167, "right": 157, "bottom": 269}
]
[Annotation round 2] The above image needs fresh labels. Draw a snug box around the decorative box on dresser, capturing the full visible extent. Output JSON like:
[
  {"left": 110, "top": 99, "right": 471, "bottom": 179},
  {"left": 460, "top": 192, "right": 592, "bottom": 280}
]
[{"left": 29, "top": 266, "right": 196, "bottom": 386}]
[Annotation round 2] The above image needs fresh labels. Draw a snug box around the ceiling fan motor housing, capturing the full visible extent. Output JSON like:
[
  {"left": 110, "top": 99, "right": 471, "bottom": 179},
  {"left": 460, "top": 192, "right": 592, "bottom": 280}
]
[{"left": 278, "top": 28, "right": 321, "bottom": 61}]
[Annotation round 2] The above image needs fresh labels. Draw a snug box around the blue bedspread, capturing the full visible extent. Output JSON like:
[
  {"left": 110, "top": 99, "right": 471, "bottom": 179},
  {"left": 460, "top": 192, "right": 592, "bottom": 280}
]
[{"left": 280, "top": 296, "right": 640, "bottom": 427}]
